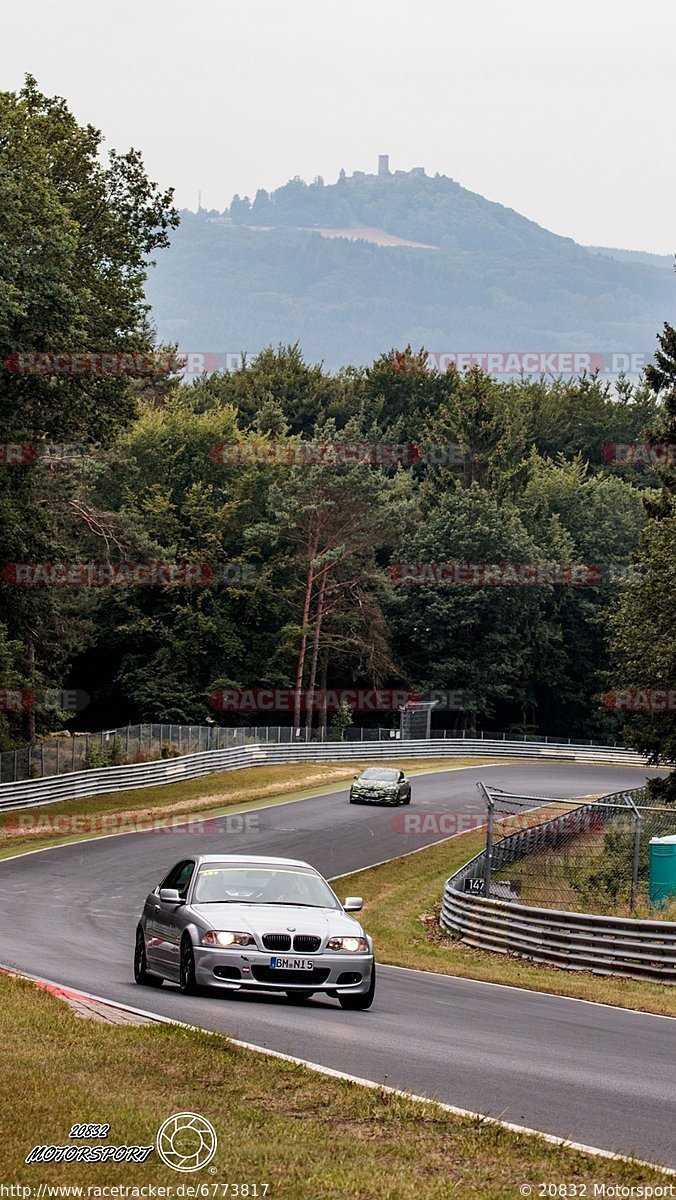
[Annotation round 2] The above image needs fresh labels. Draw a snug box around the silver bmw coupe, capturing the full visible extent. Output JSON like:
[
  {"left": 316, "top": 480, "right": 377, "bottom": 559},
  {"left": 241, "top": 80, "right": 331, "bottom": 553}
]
[{"left": 134, "top": 854, "right": 376, "bottom": 1009}]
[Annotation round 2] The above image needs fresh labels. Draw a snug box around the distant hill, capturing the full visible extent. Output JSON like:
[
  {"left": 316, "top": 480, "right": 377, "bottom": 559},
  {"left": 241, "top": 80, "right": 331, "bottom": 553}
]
[
  {"left": 585, "top": 245, "right": 674, "bottom": 270},
  {"left": 145, "top": 169, "right": 675, "bottom": 370}
]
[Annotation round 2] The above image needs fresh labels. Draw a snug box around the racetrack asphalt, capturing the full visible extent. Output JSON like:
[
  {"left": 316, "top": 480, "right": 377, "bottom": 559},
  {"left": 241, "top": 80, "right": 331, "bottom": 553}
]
[{"left": 1, "top": 761, "right": 674, "bottom": 1167}]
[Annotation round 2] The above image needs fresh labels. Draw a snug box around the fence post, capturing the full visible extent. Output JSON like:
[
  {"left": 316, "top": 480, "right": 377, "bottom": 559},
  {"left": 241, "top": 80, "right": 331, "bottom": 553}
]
[
  {"left": 631, "top": 810, "right": 642, "bottom": 913},
  {"left": 125, "top": 726, "right": 130, "bottom": 760},
  {"left": 56, "top": 739, "right": 60, "bottom": 775},
  {"left": 477, "top": 781, "right": 494, "bottom": 897}
]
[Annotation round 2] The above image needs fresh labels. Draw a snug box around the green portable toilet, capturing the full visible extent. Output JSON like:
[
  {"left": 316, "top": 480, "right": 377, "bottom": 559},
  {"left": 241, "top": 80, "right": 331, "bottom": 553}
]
[{"left": 649, "top": 834, "right": 676, "bottom": 905}]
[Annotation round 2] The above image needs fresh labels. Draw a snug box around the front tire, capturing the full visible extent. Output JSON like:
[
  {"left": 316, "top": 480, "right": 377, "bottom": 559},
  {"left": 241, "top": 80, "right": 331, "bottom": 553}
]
[
  {"left": 403, "top": 791, "right": 411, "bottom": 805},
  {"left": 134, "top": 926, "right": 163, "bottom": 987},
  {"left": 338, "top": 963, "right": 376, "bottom": 1010},
  {"left": 179, "top": 934, "right": 201, "bottom": 995}
]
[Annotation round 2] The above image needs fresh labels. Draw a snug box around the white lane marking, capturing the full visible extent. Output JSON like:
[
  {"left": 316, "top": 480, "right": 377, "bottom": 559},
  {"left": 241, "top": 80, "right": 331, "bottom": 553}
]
[
  {"left": 378, "top": 962, "right": 676, "bottom": 1023},
  {"left": 1, "top": 965, "right": 673, "bottom": 1176}
]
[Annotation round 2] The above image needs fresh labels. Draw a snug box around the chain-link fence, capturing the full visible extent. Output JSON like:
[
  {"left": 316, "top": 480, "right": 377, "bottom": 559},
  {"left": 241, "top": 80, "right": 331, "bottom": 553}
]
[
  {"left": 0, "top": 722, "right": 637, "bottom": 785},
  {"left": 0, "top": 722, "right": 409, "bottom": 783},
  {"left": 475, "top": 784, "right": 676, "bottom": 915}
]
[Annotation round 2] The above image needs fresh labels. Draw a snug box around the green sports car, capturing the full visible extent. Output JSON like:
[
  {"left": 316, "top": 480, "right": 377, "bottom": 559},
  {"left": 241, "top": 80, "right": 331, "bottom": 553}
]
[{"left": 349, "top": 766, "right": 412, "bottom": 806}]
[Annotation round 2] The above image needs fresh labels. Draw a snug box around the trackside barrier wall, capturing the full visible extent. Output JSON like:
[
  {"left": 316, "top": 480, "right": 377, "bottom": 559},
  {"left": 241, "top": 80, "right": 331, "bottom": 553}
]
[
  {"left": 0, "top": 738, "right": 648, "bottom": 812},
  {"left": 440, "top": 802, "right": 676, "bottom": 983}
]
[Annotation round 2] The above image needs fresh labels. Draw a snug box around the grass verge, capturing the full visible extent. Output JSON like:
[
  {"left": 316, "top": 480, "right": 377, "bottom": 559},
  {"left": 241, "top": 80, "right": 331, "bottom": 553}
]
[
  {"left": 0, "top": 973, "right": 671, "bottom": 1196},
  {"left": 0, "top": 757, "right": 511, "bottom": 860},
  {"left": 334, "top": 828, "right": 676, "bottom": 1018}
]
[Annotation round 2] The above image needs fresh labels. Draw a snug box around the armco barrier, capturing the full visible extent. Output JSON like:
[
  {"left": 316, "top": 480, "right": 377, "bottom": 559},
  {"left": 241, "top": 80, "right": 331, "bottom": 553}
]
[
  {"left": 440, "top": 800, "right": 676, "bottom": 983},
  {"left": 0, "top": 738, "right": 648, "bottom": 812}
]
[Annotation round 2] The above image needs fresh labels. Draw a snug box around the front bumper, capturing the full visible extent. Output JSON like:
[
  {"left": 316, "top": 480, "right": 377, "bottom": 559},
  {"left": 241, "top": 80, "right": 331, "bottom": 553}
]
[
  {"left": 194, "top": 947, "right": 374, "bottom": 994},
  {"left": 351, "top": 789, "right": 399, "bottom": 805}
]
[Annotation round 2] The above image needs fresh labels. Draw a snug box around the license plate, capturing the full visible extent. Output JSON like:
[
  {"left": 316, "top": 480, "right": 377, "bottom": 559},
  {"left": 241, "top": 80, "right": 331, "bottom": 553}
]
[{"left": 270, "top": 957, "right": 314, "bottom": 970}]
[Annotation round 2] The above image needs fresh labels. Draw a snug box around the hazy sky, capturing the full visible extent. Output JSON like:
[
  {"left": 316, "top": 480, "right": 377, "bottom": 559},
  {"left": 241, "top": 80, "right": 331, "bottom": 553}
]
[{"left": 2, "top": 0, "right": 675, "bottom": 254}]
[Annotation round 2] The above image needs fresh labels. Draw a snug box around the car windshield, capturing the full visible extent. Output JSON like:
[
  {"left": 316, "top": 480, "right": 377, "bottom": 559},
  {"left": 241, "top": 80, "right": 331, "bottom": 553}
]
[
  {"left": 360, "top": 768, "right": 399, "bottom": 781},
  {"left": 193, "top": 864, "right": 341, "bottom": 908}
]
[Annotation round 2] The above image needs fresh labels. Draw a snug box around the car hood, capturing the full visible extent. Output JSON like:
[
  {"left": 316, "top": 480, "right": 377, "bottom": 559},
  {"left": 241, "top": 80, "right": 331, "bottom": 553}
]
[
  {"left": 354, "top": 780, "right": 396, "bottom": 789},
  {"left": 190, "top": 903, "right": 365, "bottom": 938}
]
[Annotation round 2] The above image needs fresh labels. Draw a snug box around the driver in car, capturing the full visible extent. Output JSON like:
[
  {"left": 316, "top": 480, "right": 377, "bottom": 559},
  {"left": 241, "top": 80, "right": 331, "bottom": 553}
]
[{"left": 259, "top": 871, "right": 306, "bottom": 904}]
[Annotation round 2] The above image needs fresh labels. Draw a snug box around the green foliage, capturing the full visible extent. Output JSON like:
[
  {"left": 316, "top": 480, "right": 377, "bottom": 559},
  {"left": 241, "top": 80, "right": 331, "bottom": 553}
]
[
  {"left": 160, "top": 741, "right": 182, "bottom": 759},
  {"left": 609, "top": 322, "right": 676, "bottom": 790},
  {"left": 84, "top": 738, "right": 125, "bottom": 769},
  {"left": 331, "top": 701, "right": 354, "bottom": 741},
  {"left": 1, "top": 80, "right": 672, "bottom": 765},
  {"left": 0, "top": 77, "right": 178, "bottom": 740}
]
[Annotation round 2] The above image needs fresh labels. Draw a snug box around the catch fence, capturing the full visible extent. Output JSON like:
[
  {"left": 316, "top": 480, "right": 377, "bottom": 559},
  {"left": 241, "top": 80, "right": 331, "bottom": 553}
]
[{"left": 0, "top": 723, "right": 631, "bottom": 784}]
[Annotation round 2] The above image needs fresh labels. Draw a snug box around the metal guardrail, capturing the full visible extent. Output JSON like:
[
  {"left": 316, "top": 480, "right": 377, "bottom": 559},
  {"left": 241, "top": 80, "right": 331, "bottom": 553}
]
[
  {"left": 440, "top": 796, "right": 676, "bottom": 983},
  {"left": 0, "top": 723, "right": 631, "bottom": 784},
  {"left": 0, "top": 737, "right": 649, "bottom": 812}
]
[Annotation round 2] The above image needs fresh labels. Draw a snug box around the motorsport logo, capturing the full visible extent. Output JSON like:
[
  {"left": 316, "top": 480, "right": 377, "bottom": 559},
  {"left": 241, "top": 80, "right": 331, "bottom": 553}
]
[
  {"left": 156, "top": 1113, "right": 218, "bottom": 1172},
  {"left": 25, "top": 1113, "right": 218, "bottom": 1172}
]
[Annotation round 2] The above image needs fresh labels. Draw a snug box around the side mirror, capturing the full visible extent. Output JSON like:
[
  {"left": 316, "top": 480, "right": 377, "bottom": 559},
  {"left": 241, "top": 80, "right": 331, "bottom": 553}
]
[
  {"left": 159, "top": 888, "right": 182, "bottom": 904},
  {"left": 343, "top": 896, "right": 363, "bottom": 912}
]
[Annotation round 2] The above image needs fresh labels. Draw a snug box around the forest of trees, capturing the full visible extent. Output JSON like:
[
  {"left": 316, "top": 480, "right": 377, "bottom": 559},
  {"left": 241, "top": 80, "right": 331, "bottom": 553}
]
[{"left": 1, "top": 80, "right": 675, "bottom": 796}]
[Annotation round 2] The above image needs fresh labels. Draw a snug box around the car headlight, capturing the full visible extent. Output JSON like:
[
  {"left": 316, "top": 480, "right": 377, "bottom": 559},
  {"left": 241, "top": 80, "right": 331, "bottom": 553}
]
[
  {"left": 327, "top": 936, "right": 369, "bottom": 952},
  {"left": 202, "top": 931, "right": 255, "bottom": 947}
]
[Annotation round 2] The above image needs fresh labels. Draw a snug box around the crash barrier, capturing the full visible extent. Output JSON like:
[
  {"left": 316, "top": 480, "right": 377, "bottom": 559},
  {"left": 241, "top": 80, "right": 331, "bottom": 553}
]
[
  {"left": 0, "top": 724, "right": 631, "bottom": 784},
  {"left": 0, "top": 737, "right": 648, "bottom": 812},
  {"left": 440, "top": 795, "right": 676, "bottom": 983}
]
